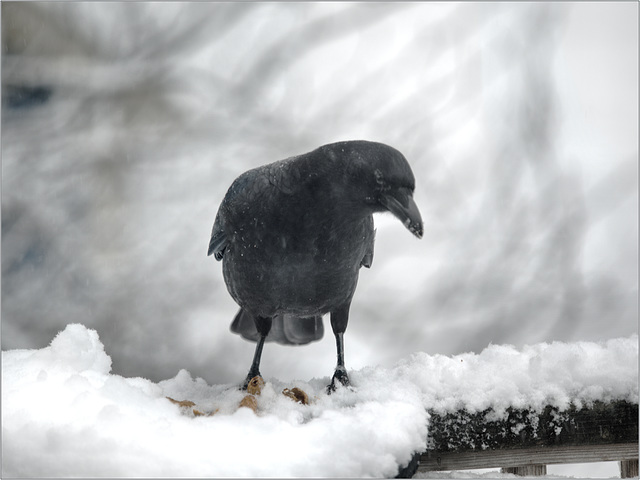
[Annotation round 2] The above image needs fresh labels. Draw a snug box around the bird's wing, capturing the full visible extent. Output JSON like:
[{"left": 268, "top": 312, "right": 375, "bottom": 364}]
[
  {"left": 208, "top": 168, "right": 264, "bottom": 260},
  {"left": 208, "top": 159, "right": 310, "bottom": 260},
  {"left": 207, "top": 210, "right": 227, "bottom": 260},
  {"left": 263, "top": 158, "right": 307, "bottom": 195},
  {"left": 360, "top": 218, "right": 375, "bottom": 269}
]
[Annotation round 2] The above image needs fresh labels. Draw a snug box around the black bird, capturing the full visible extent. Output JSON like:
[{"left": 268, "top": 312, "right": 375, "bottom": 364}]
[{"left": 208, "top": 140, "right": 423, "bottom": 391}]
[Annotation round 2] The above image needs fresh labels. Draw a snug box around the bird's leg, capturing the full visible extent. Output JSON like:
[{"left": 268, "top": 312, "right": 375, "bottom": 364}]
[
  {"left": 327, "top": 303, "right": 351, "bottom": 393},
  {"left": 333, "top": 332, "right": 348, "bottom": 384},
  {"left": 242, "top": 315, "right": 272, "bottom": 390}
]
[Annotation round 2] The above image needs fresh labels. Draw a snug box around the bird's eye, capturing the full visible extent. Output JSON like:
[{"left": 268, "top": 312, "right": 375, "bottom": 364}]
[{"left": 374, "top": 169, "right": 384, "bottom": 185}]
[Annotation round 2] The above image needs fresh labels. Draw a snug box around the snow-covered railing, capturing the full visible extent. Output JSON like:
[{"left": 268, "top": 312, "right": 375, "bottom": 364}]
[
  {"left": 414, "top": 400, "right": 638, "bottom": 477},
  {"left": 3, "top": 325, "right": 637, "bottom": 478}
]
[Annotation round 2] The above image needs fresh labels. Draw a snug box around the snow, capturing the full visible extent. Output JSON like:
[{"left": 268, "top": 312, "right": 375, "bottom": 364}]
[{"left": 2, "top": 324, "right": 637, "bottom": 477}]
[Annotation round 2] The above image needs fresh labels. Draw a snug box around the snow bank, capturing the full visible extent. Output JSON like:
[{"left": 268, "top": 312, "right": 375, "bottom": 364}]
[
  {"left": 400, "top": 336, "right": 639, "bottom": 415},
  {"left": 2, "top": 324, "right": 637, "bottom": 477}
]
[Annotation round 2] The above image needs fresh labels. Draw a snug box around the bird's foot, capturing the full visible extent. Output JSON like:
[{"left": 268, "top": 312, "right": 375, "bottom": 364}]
[{"left": 326, "top": 366, "right": 350, "bottom": 394}]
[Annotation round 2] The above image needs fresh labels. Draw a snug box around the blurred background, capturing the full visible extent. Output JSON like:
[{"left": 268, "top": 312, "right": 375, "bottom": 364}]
[{"left": 2, "top": 3, "right": 637, "bottom": 386}]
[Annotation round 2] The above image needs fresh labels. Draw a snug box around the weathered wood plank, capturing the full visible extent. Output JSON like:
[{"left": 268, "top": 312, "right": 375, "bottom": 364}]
[
  {"left": 620, "top": 459, "right": 639, "bottom": 478},
  {"left": 418, "top": 401, "right": 638, "bottom": 473},
  {"left": 418, "top": 443, "right": 639, "bottom": 472},
  {"left": 426, "top": 400, "right": 638, "bottom": 452},
  {"left": 501, "top": 465, "right": 547, "bottom": 476}
]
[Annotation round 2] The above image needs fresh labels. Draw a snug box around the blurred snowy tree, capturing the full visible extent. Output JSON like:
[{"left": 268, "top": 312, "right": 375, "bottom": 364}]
[{"left": 2, "top": 3, "right": 637, "bottom": 383}]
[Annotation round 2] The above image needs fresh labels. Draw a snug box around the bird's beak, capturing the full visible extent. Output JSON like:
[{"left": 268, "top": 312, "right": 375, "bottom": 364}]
[{"left": 380, "top": 192, "right": 423, "bottom": 239}]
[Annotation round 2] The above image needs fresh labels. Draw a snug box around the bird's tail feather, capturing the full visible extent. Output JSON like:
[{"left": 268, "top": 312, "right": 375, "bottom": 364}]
[{"left": 230, "top": 308, "right": 324, "bottom": 345}]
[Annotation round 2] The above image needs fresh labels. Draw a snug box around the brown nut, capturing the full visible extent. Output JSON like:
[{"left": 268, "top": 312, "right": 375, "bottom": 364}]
[
  {"left": 166, "top": 397, "right": 196, "bottom": 408},
  {"left": 282, "top": 387, "right": 309, "bottom": 405},
  {"left": 167, "top": 397, "right": 218, "bottom": 417},
  {"left": 238, "top": 394, "right": 258, "bottom": 413}
]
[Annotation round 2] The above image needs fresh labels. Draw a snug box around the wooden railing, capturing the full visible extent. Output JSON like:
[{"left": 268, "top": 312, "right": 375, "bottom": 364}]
[{"left": 398, "top": 400, "right": 638, "bottom": 478}]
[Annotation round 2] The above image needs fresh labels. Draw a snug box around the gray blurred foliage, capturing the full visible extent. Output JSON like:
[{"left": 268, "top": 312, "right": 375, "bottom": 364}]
[{"left": 2, "top": 3, "right": 637, "bottom": 383}]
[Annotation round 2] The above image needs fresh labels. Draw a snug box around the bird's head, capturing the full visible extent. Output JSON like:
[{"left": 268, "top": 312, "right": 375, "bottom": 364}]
[{"left": 327, "top": 141, "right": 424, "bottom": 239}]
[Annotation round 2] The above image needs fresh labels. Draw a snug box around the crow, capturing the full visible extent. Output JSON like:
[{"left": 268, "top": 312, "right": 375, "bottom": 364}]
[{"left": 208, "top": 140, "right": 423, "bottom": 391}]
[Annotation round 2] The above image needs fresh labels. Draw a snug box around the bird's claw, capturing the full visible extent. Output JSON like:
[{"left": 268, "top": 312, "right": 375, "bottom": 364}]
[{"left": 326, "top": 366, "right": 350, "bottom": 394}]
